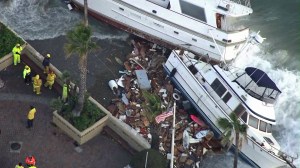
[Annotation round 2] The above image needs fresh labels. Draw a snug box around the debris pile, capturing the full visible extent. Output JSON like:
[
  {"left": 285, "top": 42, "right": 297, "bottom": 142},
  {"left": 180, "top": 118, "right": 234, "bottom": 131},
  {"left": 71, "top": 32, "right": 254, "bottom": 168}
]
[{"left": 106, "top": 39, "right": 222, "bottom": 167}]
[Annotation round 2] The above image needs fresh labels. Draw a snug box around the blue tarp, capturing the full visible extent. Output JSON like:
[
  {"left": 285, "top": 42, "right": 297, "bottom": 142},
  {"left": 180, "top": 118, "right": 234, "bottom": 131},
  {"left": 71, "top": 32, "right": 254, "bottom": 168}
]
[{"left": 245, "top": 67, "right": 281, "bottom": 93}]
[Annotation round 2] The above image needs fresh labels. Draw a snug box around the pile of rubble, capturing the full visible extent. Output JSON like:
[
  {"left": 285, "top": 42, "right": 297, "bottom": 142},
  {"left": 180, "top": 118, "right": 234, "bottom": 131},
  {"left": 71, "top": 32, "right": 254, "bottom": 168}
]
[{"left": 106, "top": 39, "right": 223, "bottom": 167}]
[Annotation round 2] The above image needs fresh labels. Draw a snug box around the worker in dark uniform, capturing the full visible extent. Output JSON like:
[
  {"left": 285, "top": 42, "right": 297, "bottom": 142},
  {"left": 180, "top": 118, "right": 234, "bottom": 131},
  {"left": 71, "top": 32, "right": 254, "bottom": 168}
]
[{"left": 42, "top": 54, "right": 51, "bottom": 74}]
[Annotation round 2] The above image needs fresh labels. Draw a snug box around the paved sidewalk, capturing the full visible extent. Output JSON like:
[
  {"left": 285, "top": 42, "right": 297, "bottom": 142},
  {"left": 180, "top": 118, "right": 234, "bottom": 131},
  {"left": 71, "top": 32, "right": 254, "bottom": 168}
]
[{"left": 0, "top": 65, "right": 132, "bottom": 168}]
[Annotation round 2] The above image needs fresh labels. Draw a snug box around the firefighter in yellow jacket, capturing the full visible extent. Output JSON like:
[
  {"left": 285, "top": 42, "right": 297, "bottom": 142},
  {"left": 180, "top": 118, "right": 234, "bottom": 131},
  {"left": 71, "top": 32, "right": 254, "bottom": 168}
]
[
  {"left": 44, "top": 70, "right": 56, "bottom": 90},
  {"left": 12, "top": 44, "right": 23, "bottom": 66},
  {"left": 33, "top": 75, "right": 42, "bottom": 95}
]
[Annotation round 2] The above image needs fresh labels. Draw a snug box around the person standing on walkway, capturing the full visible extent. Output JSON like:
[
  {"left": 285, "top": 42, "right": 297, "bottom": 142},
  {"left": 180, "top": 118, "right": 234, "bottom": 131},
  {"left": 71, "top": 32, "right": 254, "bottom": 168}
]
[
  {"left": 62, "top": 83, "right": 69, "bottom": 103},
  {"left": 25, "top": 155, "right": 36, "bottom": 167},
  {"left": 12, "top": 44, "right": 23, "bottom": 66},
  {"left": 23, "top": 65, "right": 31, "bottom": 85},
  {"left": 33, "top": 75, "right": 42, "bottom": 95},
  {"left": 44, "top": 70, "right": 56, "bottom": 90},
  {"left": 42, "top": 54, "right": 51, "bottom": 74},
  {"left": 27, "top": 106, "right": 36, "bottom": 128},
  {"left": 15, "top": 162, "right": 24, "bottom": 168}
]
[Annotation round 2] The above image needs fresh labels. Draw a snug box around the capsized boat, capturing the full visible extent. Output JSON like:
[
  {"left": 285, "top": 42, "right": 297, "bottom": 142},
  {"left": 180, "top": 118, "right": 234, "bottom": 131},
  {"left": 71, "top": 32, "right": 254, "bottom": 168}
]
[
  {"left": 164, "top": 50, "right": 297, "bottom": 167},
  {"left": 70, "top": 0, "right": 262, "bottom": 63}
]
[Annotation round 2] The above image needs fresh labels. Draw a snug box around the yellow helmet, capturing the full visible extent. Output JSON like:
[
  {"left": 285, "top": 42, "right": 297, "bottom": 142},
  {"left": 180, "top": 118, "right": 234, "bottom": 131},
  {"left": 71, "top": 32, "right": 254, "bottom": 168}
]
[
  {"left": 35, "top": 75, "right": 39, "bottom": 79},
  {"left": 16, "top": 44, "right": 20, "bottom": 47},
  {"left": 25, "top": 65, "right": 29, "bottom": 69},
  {"left": 46, "top": 54, "right": 51, "bottom": 58}
]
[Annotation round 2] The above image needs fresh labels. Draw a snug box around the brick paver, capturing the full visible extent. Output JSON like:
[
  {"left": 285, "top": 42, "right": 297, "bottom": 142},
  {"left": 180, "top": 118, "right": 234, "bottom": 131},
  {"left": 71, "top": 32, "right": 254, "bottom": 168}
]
[{"left": 0, "top": 65, "right": 132, "bottom": 168}]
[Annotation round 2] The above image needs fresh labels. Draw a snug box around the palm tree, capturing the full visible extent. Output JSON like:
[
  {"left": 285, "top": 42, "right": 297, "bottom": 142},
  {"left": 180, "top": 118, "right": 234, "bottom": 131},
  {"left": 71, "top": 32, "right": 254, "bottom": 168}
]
[
  {"left": 64, "top": 23, "right": 97, "bottom": 116},
  {"left": 64, "top": 0, "right": 96, "bottom": 116},
  {"left": 217, "top": 113, "right": 248, "bottom": 168},
  {"left": 83, "top": 0, "right": 88, "bottom": 27}
]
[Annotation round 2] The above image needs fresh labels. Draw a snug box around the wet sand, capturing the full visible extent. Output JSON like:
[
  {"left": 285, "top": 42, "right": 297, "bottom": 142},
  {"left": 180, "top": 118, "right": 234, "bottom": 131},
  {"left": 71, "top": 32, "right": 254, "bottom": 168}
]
[{"left": 27, "top": 35, "right": 132, "bottom": 106}]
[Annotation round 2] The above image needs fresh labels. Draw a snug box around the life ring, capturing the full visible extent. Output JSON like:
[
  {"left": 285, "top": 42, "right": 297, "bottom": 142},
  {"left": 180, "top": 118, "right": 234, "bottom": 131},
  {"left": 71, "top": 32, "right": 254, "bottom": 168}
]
[{"left": 173, "top": 93, "right": 180, "bottom": 100}]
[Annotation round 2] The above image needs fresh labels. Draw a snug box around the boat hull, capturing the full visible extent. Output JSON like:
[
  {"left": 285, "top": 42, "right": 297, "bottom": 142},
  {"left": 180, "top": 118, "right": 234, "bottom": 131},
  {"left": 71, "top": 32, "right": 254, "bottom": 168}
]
[{"left": 70, "top": 0, "right": 246, "bottom": 64}]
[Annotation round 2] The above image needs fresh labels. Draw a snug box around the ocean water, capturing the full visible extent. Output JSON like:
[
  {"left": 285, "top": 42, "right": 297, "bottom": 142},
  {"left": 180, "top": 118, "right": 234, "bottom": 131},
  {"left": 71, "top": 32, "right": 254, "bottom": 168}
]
[{"left": 0, "top": 0, "right": 299, "bottom": 167}]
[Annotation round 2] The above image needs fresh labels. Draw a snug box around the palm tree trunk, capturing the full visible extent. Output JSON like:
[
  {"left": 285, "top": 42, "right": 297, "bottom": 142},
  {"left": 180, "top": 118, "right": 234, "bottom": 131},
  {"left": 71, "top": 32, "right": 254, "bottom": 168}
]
[
  {"left": 84, "top": 0, "right": 88, "bottom": 27},
  {"left": 234, "top": 132, "right": 239, "bottom": 168},
  {"left": 75, "top": 52, "right": 88, "bottom": 116}
]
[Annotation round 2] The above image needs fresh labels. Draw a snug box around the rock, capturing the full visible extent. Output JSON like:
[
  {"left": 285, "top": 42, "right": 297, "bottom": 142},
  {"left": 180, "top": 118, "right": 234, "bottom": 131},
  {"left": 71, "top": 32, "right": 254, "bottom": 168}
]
[
  {"left": 179, "top": 153, "right": 188, "bottom": 163},
  {"left": 185, "top": 159, "right": 194, "bottom": 166}
]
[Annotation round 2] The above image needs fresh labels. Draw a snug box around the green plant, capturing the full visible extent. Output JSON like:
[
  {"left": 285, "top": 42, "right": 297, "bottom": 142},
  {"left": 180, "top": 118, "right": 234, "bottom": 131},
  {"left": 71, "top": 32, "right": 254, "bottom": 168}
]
[
  {"left": 142, "top": 91, "right": 162, "bottom": 123},
  {"left": 53, "top": 94, "right": 106, "bottom": 131},
  {"left": 0, "top": 22, "right": 24, "bottom": 57},
  {"left": 61, "top": 70, "right": 71, "bottom": 83},
  {"left": 217, "top": 113, "right": 248, "bottom": 168},
  {"left": 64, "top": 22, "right": 98, "bottom": 116},
  {"left": 71, "top": 99, "right": 106, "bottom": 131},
  {"left": 50, "top": 98, "right": 64, "bottom": 112},
  {"left": 130, "top": 149, "right": 167, "bottom": 168}
]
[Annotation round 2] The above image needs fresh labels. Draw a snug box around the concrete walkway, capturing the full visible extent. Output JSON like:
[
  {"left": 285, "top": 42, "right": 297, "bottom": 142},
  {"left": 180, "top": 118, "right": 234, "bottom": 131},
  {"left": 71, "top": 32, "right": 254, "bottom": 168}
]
[{"left": 0, "top": 64, "right": 132, "bottom": 167}]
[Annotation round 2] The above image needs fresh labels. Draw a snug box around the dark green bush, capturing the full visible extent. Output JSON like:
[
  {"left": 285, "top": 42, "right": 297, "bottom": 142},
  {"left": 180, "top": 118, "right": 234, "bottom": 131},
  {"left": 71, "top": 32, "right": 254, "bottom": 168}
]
[
  {"left": 0, "top": 22, "right": 24, "bottom": 57},
  {"left": 72, "top": 99, "right": 106, "bottom": 131},
  {"left": 51, "top": 95, "right": 106, "bottom": 131},
  {"left": 130, "top": 149, "right": 168, "bottom": 168}
]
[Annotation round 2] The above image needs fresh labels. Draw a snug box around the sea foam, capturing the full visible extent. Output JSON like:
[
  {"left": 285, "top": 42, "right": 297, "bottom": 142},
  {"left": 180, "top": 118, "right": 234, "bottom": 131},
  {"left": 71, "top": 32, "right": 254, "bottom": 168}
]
[{"left": 235, "top": 43, "right": 300, "bottom": 167}]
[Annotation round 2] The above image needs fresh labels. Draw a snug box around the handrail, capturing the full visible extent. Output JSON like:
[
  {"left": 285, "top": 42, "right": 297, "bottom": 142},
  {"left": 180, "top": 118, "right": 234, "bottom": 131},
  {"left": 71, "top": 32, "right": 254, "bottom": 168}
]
[{"left": 248, "top": 135, "right": 298, "bottom": 166}]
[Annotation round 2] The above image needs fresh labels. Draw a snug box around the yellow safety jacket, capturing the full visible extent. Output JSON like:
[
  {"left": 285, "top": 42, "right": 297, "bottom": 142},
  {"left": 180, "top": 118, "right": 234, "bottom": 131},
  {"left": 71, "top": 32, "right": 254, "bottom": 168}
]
[
  {"left": 46, "top": 73, "right": 56, "bottom": 82},
  {"left": 15, "top": 165, "right": 24, "bottom": 168},
  {"left": 27, "top": 108, "right": 36, "bottom": 120},
  {"left": 62, "top": 84, "right": 68, "bottom": 99},
  {"left": 33, "top": 76, "right": 42, "bottom": 87},
  {"left": 12, "top": 46, "right": 23, "bottom": 56},
  {"left": 23, "top": 68, "right": 31, "bottom": 79}
]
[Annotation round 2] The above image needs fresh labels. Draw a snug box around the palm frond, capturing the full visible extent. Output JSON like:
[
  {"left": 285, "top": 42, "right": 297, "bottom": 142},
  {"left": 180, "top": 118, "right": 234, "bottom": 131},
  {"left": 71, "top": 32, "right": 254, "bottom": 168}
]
[
  {"left": 217, "top": 118, "right": 233, "bottom": 130},
  {"left": 64, "top": 23, "right": 98, "bottom": 59}
]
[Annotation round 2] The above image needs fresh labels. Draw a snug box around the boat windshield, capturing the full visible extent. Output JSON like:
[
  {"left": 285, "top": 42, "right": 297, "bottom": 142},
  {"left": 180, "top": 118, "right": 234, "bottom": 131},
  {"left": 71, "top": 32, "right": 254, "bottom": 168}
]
[
  {"left": 221, "top": 16, "right": 248, "bottom": 32},
  {"left": 233, "top": 67, "right": 281, "bottom": 104}
]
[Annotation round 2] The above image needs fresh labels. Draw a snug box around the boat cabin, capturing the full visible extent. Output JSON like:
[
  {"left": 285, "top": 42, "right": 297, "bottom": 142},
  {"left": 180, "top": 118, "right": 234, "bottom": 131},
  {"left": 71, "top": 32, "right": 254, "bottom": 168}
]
[
  {"left": 148, "top": 0, "right": 252, "bottom": 32},
  {"left": 233, "top": 67, "right": 281, "bottom": 105}
]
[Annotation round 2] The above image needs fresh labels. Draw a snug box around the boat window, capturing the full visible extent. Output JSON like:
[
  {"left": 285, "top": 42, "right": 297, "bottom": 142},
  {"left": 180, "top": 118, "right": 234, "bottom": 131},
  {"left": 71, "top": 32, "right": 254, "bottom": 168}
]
[
  {"left": 248, "top": 115, "right": 259, "bottom": 129},
  {"left": 180, "top": 0, "right": 207, "bottom": 23},
  {"left": 259, "top": 120, "right": 267, "bottom": 132},
  {"left": 233, "top": 104, "right": 246, "bottom": 117},
  {"left": 263, "top": 137, "right": 274, "bottom": 145},
  {"left": 266, "top": 124, "right": 272, "bottom": 133},
  {"left": 211, "top": 79, "right": 226, "bottom": 97},
  {"left": 241, "top": 112, "right": 248, "bottom": 123},
  {"left": 188, "top": 65, "right": 198, "bottom": 74},
  {"left": 222, "top": 92, "right": 232, "bottom": 103}
]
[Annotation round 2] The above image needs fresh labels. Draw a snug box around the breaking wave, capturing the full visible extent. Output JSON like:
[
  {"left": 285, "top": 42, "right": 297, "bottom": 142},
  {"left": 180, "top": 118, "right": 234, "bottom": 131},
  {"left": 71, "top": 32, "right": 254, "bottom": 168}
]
[
  {"left": 0, "top": 0, "right": 129, "bottom": 41},
  {"left": 235, "top": 43, "right": 300, "bottom": 167}
]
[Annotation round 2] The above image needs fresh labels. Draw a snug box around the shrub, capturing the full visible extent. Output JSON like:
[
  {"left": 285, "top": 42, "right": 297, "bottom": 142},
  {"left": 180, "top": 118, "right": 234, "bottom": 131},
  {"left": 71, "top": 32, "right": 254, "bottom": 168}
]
[
  {"left": 142, "top": 91, "right": 162, "bottom": 123},
  {"left": 0, "top": 22, "right": 24, "bottom": 57},
  {"left": 72, "top": 99, "right": 106, "bottom": 131},
  {"left": 51, "top": 95, "right": 106, "bottom": 131}
]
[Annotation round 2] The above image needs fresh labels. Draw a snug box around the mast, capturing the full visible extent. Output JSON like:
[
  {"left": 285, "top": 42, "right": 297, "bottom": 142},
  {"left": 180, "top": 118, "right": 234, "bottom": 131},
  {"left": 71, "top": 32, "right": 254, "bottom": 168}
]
[{"left": 170, "top": 102, "right": 176, "bottom": 168}]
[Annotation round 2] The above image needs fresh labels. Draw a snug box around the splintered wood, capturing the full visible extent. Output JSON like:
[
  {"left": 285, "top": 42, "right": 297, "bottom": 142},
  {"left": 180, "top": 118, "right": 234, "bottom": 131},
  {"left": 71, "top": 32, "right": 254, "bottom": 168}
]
[{"left": 106, "top": 39, "right": 222, "bottom": 167}]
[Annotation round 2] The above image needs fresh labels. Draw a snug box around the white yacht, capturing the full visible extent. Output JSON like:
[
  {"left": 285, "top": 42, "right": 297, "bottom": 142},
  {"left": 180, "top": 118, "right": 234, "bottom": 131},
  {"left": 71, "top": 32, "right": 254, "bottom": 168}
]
[
  {"left": 70, "top": 0, "right": 256, "bottom": 63},
  {"left": 164, "top": 49, "right": 296, "bottom": 168}
]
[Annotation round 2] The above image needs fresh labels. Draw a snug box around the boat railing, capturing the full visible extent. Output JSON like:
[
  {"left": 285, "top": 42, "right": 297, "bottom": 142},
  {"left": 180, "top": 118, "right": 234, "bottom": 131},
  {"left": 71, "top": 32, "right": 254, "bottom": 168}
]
[
  {"left": 172, "top": 52, "right": 298, "bottom": 166},
  {"left": 229, "top": 0, "right": 251, "bottom": 8},
  {"left": 248, "top": 135, "right": 298, "bottom": 167}
]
